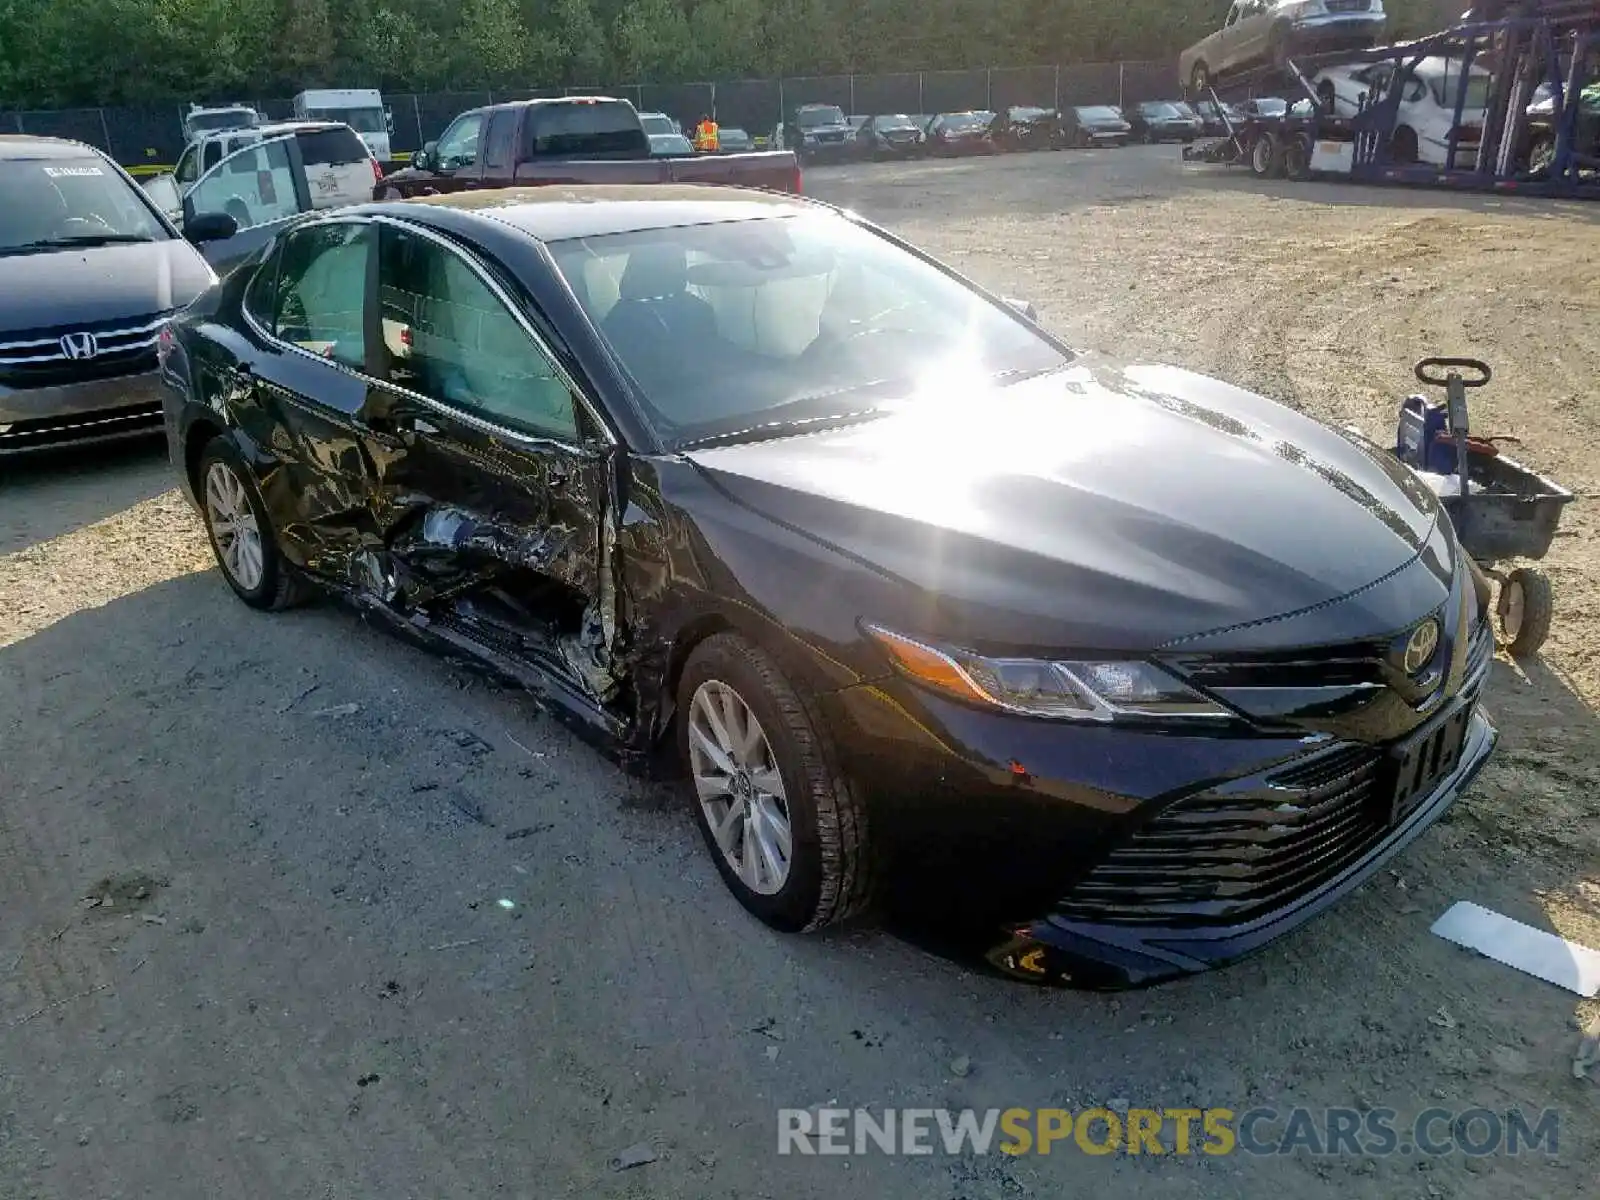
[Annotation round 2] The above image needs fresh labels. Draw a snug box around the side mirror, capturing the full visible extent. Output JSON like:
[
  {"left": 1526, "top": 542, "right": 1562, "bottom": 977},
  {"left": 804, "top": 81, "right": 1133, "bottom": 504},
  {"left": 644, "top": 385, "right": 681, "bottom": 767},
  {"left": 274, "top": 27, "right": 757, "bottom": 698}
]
[
  {"left": 386, "top": 108, "right": 395, "bottom": 133},
  {"left": 186, "top": 211, "right": 240, "bottom": 245},
  {"left": 1003, "top": 297, "right": 1040, "bottom": 323},
  {"left": 416, "top": 140, "right": 438, "bottom": 170}
]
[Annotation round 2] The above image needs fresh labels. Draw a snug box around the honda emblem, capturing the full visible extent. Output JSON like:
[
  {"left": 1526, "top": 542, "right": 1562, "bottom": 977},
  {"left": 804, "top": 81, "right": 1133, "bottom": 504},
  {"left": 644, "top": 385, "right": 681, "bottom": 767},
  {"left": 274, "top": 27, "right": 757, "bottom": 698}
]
[{"left": 59, "top": 331, "right": 99, "bottom": 361}]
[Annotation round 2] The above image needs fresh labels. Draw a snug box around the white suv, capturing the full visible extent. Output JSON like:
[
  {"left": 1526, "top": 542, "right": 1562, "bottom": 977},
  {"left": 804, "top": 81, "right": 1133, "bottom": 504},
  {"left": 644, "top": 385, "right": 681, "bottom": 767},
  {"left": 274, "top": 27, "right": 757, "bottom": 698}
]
[
  {"left": 1180, "top": 0, "right": 1389, "bottom": 96},
  {"left": 156, "top": 122, "right": 379, "bottom": 220}
]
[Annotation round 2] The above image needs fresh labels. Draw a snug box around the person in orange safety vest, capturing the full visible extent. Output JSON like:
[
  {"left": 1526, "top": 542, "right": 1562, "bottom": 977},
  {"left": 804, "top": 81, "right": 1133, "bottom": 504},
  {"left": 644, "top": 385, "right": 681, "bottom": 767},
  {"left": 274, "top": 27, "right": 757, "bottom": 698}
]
[{"left": 693, "top": 115, "right": 720, "bottom": 152}]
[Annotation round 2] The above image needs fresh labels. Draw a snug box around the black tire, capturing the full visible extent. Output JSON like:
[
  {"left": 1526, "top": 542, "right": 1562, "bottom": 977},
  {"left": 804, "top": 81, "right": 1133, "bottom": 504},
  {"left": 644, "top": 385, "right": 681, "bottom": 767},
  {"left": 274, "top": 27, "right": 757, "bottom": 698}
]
[
  {"left": 1528, "top": 134, "right": 1555, "bottom": 175},
  {"left": 1497, "top": 567, "right": 1554, "bottom": 658},
  {"left": 196, "top": 439, "right": 310, "bottom": 611},
  {"left": 1391, "top": 125, "right": 1419, "bottom": 164},
  {"left": 1251, "top": 130, "right": 1284, "bottom": 177},
  {"left": 1190, "top": 61, "right": 1211, "bottom": 97},
  {"left": 677, "top": 632, "right": 873, "bottom": 932},
  {"left": 1284, "top": 133, "right": 1312, "bottom": 180}
]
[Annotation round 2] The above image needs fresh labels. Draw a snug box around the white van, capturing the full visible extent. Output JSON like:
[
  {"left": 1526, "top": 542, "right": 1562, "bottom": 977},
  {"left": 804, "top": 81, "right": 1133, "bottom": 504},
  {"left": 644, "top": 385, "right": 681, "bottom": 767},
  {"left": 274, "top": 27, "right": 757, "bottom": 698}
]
[{"left": 292, "top": 89, "right": 393, "bottom": 162}]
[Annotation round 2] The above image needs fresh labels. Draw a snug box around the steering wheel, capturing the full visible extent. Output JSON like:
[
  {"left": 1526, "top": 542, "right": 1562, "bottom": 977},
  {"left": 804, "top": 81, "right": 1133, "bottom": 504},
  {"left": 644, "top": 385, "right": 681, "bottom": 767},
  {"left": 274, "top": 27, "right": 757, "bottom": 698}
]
[{"left": 1415, "top": 357, "right": 1492, "bottom": 388}]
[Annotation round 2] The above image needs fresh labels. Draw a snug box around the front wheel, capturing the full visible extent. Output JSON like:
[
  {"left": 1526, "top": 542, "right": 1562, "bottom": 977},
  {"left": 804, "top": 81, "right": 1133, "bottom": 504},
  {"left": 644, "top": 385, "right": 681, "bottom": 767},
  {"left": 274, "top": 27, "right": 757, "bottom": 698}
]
[
  {"left": 1497, "top": 567, "right": 1554, "bottom": 658},
  {"left": 1251, "top": 131, "right": 1284, "bottom": 177},
  {"left": 1528, "top": 134, "right": 1556, "bottom": 175},
  {"left": 198, "top": 439, "right": 309, "bottom": 610},
  {"left": 1390, "top": 125, "right": 1419, "bottom": 164},
  {"left": 678, "top": 633, "right": 873, "bottom": 932},
  {"left": 1190, "top": 61, "right": 1211, "bottom": 96}
]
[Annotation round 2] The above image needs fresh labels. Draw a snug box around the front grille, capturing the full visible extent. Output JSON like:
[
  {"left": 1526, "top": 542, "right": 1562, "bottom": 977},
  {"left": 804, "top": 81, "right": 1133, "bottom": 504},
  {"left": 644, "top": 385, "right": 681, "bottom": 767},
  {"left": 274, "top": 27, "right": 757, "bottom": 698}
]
[
  {"left": 1165, "top": 637, "right": 1392, "bottom": 690},
  {"left": 1325, "top": 0, "right": 1371, "bottom": 11},
  {"left": 0, "top": 400, "right": 163, "bottom": 453},
  {"left": 1057, "top": 744, "right": 1388, "bottom": 928},
  {"left": 0, "top": 315, "right": 167, "bottom": 391}
]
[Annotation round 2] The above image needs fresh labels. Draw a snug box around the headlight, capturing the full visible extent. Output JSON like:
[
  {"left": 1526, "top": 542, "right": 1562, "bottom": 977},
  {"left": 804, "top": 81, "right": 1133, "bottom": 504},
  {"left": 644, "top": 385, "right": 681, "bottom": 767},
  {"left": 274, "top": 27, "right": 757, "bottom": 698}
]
[{"left": 864, "top": 625, "right": 1230, "bottom": 722}]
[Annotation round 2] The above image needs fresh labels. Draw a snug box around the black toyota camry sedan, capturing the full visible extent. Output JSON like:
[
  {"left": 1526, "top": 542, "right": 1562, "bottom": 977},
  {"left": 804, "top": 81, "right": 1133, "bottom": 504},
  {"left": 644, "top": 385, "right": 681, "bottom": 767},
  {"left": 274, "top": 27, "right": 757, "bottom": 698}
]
[{"left": 159, "top": 185, "right": 1496, "bottom": 987}]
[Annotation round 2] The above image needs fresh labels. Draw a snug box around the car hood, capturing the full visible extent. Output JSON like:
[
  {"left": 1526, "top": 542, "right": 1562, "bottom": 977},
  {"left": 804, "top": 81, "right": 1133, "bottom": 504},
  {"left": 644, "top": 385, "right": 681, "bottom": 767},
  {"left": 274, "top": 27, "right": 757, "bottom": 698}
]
[
  {"left": 684, "top": 359, "right": 1444, "bottom": 652},
  {"left": 0, "top": 239, "right": 213, "bottom": 331}
]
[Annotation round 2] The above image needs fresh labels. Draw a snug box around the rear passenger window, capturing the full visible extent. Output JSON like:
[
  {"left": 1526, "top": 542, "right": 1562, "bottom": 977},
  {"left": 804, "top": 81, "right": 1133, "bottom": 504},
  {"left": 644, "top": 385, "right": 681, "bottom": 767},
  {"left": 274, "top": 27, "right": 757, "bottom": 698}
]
[
  {"left": 272, "top": 223, "right": 372, "bottom": 371},
  {"left": 483, "top": 111, "right": 517, "bottom": 172}
]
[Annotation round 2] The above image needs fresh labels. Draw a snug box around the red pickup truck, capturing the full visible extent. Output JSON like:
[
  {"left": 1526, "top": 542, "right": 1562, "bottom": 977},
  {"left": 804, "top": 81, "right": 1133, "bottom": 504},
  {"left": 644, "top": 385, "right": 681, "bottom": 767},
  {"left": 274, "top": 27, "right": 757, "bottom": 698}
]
[{"left": 378, "top": 96, "right": 800, "bottom": 198}]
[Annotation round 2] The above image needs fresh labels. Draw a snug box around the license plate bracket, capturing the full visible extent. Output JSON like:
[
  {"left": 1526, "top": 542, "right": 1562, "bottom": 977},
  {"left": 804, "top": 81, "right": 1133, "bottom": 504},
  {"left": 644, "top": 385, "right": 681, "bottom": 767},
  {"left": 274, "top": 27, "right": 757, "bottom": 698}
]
[{"left": 1379, "top": 699, "right": 1473, "bottom": 825}]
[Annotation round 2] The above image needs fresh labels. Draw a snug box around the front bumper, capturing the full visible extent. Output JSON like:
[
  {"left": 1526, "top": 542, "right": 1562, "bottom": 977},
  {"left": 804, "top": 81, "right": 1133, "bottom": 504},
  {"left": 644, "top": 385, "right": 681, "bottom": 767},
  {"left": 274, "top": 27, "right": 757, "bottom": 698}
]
[
  {"left": 799, "top": 138, "right": 854, "bottom": 161},
  {"left": 822, "top": 619, "right": 1497, "bottom": 989},
  {"left": 0, "top": 370, "right": 167, "bottom": 456}
]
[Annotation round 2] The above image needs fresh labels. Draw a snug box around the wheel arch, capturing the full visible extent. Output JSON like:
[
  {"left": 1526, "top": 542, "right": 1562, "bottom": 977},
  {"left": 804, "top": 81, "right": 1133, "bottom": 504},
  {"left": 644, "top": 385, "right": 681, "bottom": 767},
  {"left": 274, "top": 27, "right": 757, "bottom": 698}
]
[
  {"left": 183, "top": 415, "right": 226, "bottom": 496},
  {"left": 643, "top": 604, "right": 849, "bottom": 769}
]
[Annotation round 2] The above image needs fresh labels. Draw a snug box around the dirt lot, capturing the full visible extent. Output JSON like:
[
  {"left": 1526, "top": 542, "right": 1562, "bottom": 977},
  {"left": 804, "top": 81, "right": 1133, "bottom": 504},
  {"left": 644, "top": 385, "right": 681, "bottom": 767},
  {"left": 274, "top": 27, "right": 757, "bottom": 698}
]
[{"left": 1, "top": 145, "right": 1597, "bottom": 1199}]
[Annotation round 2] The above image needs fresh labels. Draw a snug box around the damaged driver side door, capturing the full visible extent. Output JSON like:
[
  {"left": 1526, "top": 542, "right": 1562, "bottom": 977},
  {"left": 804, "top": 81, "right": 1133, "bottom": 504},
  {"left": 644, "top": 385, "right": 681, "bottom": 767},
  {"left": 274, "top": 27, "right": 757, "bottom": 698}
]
[{"left": 357, "top": 219, "right": 620, "bottom": 709}]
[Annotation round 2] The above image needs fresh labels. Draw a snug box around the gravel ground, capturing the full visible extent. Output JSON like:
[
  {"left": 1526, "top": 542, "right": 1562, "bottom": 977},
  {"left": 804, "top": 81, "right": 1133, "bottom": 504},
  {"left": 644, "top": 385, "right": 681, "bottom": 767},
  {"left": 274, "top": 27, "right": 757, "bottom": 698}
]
[{"left": 1, "top": 145, "right": 1597, "bottom": 1199}]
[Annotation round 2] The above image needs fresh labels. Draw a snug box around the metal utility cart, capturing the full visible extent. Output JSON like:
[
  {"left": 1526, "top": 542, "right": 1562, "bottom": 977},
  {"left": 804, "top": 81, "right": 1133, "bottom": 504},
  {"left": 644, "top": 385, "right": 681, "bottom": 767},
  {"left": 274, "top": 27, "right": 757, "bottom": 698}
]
[{"left": 1393, "top": 358, "right": 1575, "bottom": 657}]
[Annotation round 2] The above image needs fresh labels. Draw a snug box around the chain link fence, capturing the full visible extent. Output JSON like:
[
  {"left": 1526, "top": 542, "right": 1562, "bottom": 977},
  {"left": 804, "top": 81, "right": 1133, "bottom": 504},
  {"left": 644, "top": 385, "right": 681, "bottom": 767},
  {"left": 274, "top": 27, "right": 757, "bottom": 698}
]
[{"left": 3, "top": 60, "right": 1174, "bottom": 173}]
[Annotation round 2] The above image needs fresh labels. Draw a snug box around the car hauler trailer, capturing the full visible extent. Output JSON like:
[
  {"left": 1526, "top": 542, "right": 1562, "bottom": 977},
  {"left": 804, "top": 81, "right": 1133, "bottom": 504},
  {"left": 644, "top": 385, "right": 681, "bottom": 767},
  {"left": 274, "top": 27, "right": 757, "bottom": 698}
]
[{"left": 1183, "top": 0, "right": 1599, "bottom": 199}]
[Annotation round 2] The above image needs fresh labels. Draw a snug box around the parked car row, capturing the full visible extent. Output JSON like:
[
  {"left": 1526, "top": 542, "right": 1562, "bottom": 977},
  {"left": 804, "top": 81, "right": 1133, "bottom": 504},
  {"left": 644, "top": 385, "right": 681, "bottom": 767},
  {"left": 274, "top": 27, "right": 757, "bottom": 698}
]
[{"left": 769, "top": 99, "right": 1229, "bottom": 161}]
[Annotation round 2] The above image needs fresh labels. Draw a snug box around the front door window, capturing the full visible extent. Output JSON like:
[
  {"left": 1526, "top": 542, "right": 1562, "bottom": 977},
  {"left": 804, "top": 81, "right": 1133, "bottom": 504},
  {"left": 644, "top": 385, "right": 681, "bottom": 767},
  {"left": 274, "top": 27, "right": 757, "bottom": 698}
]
[{"left": 377, "top": 226, "right": 579, "bottom": 440}]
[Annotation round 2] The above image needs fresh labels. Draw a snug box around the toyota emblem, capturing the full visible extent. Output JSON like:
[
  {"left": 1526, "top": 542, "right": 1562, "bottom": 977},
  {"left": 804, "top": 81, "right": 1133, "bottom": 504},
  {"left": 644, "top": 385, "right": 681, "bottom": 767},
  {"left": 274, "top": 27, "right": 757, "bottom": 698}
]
[
  {"left": 1402, "top": 619, "right": 1441, "bottom": 675},
  {"left": 59, "top": 331, "right": 99, "bottom": 361}
]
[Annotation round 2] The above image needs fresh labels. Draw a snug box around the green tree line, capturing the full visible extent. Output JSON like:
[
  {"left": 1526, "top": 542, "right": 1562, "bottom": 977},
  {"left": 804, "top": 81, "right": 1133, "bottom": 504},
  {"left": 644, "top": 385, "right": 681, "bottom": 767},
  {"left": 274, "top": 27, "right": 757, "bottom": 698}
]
[{"left": 0, "top": 0, "right": 1453, "bottom": 109}]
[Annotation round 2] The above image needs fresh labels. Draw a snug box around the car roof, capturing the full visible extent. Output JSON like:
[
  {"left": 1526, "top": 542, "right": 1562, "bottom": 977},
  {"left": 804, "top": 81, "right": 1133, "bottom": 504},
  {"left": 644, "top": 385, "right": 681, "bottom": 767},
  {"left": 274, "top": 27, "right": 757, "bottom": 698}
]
[
  {"left": 0, "top": 135, "right": 107, "bottom": 161},
  {"left": 374, "top": 185, "right": 814, "bottom": 242}
]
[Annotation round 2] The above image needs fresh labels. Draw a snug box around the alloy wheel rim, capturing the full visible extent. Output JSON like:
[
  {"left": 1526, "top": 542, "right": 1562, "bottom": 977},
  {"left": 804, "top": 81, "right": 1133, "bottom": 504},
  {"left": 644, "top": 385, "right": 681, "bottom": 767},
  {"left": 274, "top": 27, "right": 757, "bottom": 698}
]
[
  {"left": 688, "top": 680, "right": 792, "bottom": 895},
  {"left": 1500, "top": 580, "right": 1525, "bottom": 640},
  {"left": 1254, "top": 138, "right": 1271, "bottom": 171},
  {"left": 204, "top": 461, "right": 264, "bottom": 592}
]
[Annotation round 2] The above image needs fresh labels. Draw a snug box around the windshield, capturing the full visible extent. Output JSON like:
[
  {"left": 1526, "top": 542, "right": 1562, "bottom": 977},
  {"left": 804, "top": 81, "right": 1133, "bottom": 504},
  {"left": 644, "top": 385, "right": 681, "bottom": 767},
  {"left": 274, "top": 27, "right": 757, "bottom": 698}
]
[
  {"left": 0, "top": 157, "right": 168, "bottom": 253},
  {"left": 876, "top": 115, "right": 917, "bottom": 130},
  {"left": 1076, "top": 106, "right": 1122, "bottom": 121},
  {"left": 1142, "top": 103, "right": 1181, "bottom": 118},
  {"left": 1429, "top": 74, "right": 1491, "bottom": 109},
  {"left": 1252, "top": 98, "right": 1288, "bottom": 116},
  {"left": 1011, "top": 107, "right": 1051, "bottom": 121},
  {"left": 940, "top": 113, "right": 987, "bottom": 131},
  {"left": 549, "top": 214, "right": 1070, "bottom": 448},
  {"left": 305, "top": 107, "right": 387, "bottom": 134},
  {"left": 638, "top": 113, "right": 677, "bottom": 135},
  {"left": 1171, "top": 102, "right": 1199, "bottom": 118},
  {"left": 797, "top": 106, "right": 846, "bottom": 128}
]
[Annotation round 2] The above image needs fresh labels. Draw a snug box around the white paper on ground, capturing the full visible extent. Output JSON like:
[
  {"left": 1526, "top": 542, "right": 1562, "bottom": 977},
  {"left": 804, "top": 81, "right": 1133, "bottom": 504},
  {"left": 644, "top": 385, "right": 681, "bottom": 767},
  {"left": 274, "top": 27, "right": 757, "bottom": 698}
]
[{"left": 1431, "top": 901, "right": 1600, "bottom": 998}]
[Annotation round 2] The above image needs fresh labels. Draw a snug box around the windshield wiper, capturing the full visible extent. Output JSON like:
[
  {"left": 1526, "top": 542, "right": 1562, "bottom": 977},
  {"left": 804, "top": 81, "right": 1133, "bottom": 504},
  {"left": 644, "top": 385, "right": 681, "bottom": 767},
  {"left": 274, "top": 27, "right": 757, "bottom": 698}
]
[{"left": 3, "top": 233, "right": 157, "bottom": 254}]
